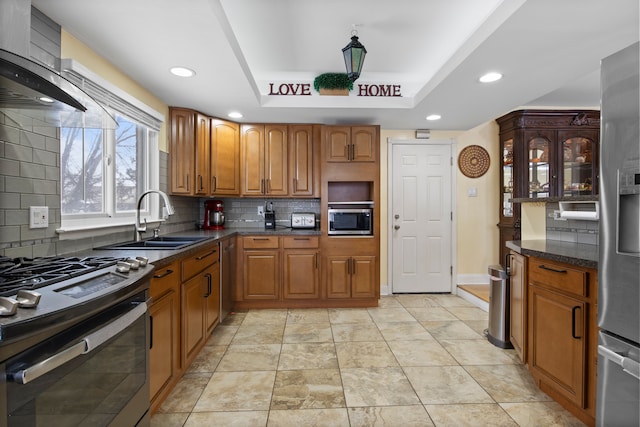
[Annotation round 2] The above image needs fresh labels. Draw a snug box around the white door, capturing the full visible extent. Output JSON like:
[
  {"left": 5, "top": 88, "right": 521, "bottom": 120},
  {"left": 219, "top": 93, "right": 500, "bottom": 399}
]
[{"left": 391, "top": 142, "right": 453, "bottom": 293}]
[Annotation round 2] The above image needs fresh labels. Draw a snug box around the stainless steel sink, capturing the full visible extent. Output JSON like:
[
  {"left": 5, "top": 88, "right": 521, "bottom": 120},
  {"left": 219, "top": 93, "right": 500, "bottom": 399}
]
[{"left": 95, "top": 236, "right": 208, "bottom": 250}]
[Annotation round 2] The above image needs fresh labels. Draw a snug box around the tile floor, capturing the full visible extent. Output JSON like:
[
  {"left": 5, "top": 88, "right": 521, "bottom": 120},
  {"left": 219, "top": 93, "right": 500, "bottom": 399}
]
[{"left": 151, "top": 294, "right": 585, "bottom": 427}]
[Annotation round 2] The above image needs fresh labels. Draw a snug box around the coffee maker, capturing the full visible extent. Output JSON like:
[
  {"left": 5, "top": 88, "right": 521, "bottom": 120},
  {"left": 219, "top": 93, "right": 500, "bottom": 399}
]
[{"left": 204, "top": 199, "right": 225, "bottom": 230}]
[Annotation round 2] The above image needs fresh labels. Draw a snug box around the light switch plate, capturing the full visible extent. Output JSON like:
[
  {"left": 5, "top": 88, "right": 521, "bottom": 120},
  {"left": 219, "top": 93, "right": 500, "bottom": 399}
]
[
  {"left": 467, "top": 187, "right": 478, "bottom": 197},
  {"left": 30, "top": 206, "right": 49, "bottom": 229}
]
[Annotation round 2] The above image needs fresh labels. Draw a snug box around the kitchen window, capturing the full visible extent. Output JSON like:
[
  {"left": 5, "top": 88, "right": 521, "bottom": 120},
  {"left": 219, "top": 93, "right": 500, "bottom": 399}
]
[{"left": 59, "top": 59, "right": 164, "bottom": 234}]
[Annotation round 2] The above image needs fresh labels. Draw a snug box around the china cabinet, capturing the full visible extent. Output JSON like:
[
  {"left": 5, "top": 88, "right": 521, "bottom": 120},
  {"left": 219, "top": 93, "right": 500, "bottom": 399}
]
[{"left": 495, "top": 110, "right": 600, "bottom": 262}]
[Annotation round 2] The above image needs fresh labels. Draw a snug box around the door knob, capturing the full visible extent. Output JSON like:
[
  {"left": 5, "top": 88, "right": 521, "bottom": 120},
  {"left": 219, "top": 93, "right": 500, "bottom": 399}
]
[{"left": 394, "top": 225, "right": 400, "bottom": 230}]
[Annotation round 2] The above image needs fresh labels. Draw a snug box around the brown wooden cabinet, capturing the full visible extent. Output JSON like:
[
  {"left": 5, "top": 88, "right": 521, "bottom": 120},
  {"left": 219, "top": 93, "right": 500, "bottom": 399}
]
[
  {"left": 289, "top": 125, "right": 320, "bottom": 197},
  {"left": 495, "top": 110, "right": 600, "bottom": 262},
  {"left": 210, "top": 118, "right": 240, "bottom": 196},
  {"left": 169, "top": 108, "right": 210, "bottom": 196},
  {"left": 241, "top": 236, "right": 280, "bottom": 299},
  {"left": 241, "top": 124, "right": 288, "bottom": 196},
  {"left": 181, "top": 244, "right": 220, "bottom": 368},
  {"left": 326, "top": 254, "right": 376, "bottom": 299},
  {"left": 149, "top": 261, "right": 181, "bottom": 414},
  {"left": 527, "top": 256, "right": 598, "bottom": 426},
  {"left": 323, "top": 125, "right": 377, "bottom": 163},
  {"left": 283, "top": 236, "right": 320, "bottom": 299},
  {"left": 508, "top": 250, "right": 527, "bottom": 362}
]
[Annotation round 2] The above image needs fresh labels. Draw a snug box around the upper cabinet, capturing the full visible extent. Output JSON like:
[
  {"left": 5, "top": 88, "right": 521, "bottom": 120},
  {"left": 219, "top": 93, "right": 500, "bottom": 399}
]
[
  {"left": 496, "top": 110, "right": 600, "bottom": 261},
  {"left": 210, "top": 119, "right": 240, "bottom": 196},
  {"left": 241, "top": 124, "right": 288, "bottom": 196},
  {"left": 169, "top": 108, "right": 210, "bottom": 196},
  {"left": 323, "top": 126, "right": 377, "bottom": 163},
  {"left": 288, "top": 125, "right": 320, "bottom": 197},
  {"left": 169, "top": 108, "right": 195, "bottom": 195}
]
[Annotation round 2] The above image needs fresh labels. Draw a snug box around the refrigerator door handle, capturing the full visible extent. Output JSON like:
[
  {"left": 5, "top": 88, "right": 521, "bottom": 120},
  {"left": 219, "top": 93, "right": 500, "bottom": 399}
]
[{"left": 598, "top": 344, "right": 640, "bottom": 380}]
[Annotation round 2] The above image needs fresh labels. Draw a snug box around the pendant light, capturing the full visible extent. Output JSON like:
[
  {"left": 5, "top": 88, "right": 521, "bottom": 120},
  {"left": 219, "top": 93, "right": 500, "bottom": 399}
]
[{"left": 342, "top": 29, "right": 367, "bottom": 82}]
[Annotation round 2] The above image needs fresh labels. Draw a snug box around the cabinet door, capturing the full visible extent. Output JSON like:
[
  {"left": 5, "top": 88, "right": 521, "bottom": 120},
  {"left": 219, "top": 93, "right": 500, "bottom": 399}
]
[
  {"left": 211, "top": 119, "right": 240, "bottom": 195},
  {"left": 204, "top": 261, "right": 221, "bottom": 336},
  {"left": 351, "top": 127, "right": 377, "bottom": 162},
  {"left": 528, "top": 284, "right": 587, "bottom": 407},
  {"left": 169, "top": 108, "right": 195, "bottom": 195},
  {"left": 525, "top": 130, "right": 555, "bottom": 198},
  {"left": 326, "top": 256, "right": 351, "bottom": 298},
  {"left": 351, "top": 255, "right": 376, "bottom": 298},
  {"left": 264, "top": 125, "right": 288, "bottom": 195},
  {"left": 241, "top": 124, "right": 265, "bottom": 195},
  {"left": 509, "top": 252, "right": 526, "bottom": 361},
  {"left": 289, "top": 125, "right": 315, "bottom": 196},
  {"left": 182, "top": 274, "right": 206, "bottom": 367},
  {"left": 558, "top": 130, "right": 599, "bottom": 197},
  {"left": 194, "top": 113, "right": 210, "bottom": 195},
  {"left": 149, "top": 289, "right": 179, "bottom": 406},
  {"left": 243, "top": 250, "right": 280, "bottom": 299},
  {"left": 323, "top": 126, "right": 351, "bottom": 162},
  {"left": 283, "top": 250, "right": 319, "bottom": 299}
]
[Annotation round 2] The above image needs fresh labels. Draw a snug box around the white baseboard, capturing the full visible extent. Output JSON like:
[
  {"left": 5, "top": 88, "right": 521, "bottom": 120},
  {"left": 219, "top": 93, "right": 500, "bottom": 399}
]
[
  {"left": 380, "top": 284, "right": 390, "bottom": 296},
  {"left": 456, "top": 286, "right": 489, "bottom": 312},
  {"left": 456, "top": 273, "right": 489, "bottom": 285}
]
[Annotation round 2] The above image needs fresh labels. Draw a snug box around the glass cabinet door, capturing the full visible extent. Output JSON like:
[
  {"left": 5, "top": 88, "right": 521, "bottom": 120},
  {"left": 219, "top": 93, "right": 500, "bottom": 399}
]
[
  {"left": 502, "top": 138, "right": 514, "bottom": 218},
  {"left": 528, "top": 137, "right": 550, "bottom": 198},
  {"left": 562, "top": 137, "right": 595, "bottom": 196}
]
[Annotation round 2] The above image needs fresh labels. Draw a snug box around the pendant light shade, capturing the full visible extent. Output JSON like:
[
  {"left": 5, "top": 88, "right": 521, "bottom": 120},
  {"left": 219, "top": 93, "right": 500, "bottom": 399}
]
[{"left": 342, "top": 34, "right": 367, "bottom": 82}]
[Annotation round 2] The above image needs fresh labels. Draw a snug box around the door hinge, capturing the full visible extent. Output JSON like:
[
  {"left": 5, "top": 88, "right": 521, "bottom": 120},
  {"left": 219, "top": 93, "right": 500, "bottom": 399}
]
[
  {"left": 450, "top": 266, "right": 453, "bottom": 275},
  {"left": 450, "top": 157, "right": 453, "bottom": 166},
  {"left": 451, "top": 211, "right": 453, "bottom": 220}
]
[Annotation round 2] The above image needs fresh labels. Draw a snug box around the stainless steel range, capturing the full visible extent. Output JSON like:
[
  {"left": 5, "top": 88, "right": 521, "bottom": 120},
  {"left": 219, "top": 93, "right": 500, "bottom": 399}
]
[{"left": 0, "top": 255, "right": 154, "bottom": 427}]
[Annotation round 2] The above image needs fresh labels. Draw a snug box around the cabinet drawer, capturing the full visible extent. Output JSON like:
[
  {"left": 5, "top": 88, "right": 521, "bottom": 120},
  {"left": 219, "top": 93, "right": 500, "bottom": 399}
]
[
  {"left": 243, "top": 236, "right": 279, "bottom": 249},
  {"left": 150, "top": 261, "right": 181, "bottom": 300},
  {"left": 182, "top": 244, "right": 219, "bottom": 281},
  {"left": 529, "top": 258, "right": 587, "bottom": 297},
  {"left": 283, "top": 236, "right": 319, "bottom": 249}
]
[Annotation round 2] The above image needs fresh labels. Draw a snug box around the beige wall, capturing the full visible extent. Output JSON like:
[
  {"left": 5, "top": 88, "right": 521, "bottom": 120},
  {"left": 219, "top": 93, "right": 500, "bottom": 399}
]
[
  {"left": 61, "top": 31, "right": 170, "bottom": 152},
  {"left": 380, "top": 121, "right": 500, "bottom": 287},
  {"left": 521, "top": 202, "right": 547, "bottom": 240}
]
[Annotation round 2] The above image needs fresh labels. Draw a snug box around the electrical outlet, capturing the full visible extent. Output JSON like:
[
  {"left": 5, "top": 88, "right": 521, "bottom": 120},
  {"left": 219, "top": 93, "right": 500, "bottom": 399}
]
[
  {"left": 257, "top": 206, "right": 264, "bottom": 216},
  {"left": 29, "top": 206, "right": 49, "bottom": 229}
]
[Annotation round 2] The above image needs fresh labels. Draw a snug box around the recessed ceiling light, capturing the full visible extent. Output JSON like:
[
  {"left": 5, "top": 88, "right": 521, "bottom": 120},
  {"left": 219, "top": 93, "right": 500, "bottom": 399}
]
[
  {"left": 479, "top": 72, "right": 503, "bottom": 83},
  {"left": 170, "top": 66, "right": 195, "bottom": 77},
  {"left": 38, "top": 96, "right": 54, "bottom": 103},
  {"left": 228, "top": 111, "right": 243, "bottom": 119},
  {"left": 426, "top": 114, "right": 441, "bottom": 121}
]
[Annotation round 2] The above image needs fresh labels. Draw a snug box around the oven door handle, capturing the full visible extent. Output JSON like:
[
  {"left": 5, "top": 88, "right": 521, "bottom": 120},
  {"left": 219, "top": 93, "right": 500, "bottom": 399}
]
[{"left": 12, "top": 302, "right": 148, "bottom": 385}]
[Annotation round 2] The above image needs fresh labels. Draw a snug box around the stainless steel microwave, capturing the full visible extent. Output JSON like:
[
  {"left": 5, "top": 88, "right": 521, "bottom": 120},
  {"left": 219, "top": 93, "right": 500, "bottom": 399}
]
[{"left": 328, "top": 208, "right": 373, "bottom": 235}]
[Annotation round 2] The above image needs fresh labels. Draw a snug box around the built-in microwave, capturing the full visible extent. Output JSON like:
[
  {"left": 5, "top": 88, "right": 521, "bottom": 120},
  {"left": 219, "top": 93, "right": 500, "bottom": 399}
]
[{"left": 328, "top": 206, "right": 373, "bottom": 235}]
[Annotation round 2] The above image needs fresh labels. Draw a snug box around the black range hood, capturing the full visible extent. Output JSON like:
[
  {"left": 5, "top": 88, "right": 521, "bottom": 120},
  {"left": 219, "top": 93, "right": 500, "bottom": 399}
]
[{"left": 0, "top": 48, "right": 115, "bottom": 128}]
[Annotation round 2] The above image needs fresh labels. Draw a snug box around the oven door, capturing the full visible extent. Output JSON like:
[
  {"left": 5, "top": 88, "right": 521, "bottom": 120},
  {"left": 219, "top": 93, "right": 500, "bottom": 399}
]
[{"left": 2, "top": 291, "right": 149, "bottom": 427}]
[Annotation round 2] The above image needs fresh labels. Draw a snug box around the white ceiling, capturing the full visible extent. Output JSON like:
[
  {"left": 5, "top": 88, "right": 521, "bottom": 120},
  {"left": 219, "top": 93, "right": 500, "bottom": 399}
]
[{"left": 32, "top": 0, "right": 639, "bottom": 130}]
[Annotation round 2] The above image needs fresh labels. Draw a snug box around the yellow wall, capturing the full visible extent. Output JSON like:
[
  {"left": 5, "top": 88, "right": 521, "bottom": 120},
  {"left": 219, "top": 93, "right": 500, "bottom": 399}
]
[
  {"left": 521, "top": 202, "right": 547, "bottom": 240},
  {"left": 61, "top": 31, "right": 170, "bottom": 152},
  {"left": 380, "top": 122, "right": 500, "bottom": 286}
]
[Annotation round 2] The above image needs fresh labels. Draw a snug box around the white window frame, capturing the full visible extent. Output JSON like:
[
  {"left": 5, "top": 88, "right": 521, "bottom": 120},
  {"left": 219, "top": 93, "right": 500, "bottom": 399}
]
[{"left": 57, "top": 60, "right": 164, "bottom": 239}]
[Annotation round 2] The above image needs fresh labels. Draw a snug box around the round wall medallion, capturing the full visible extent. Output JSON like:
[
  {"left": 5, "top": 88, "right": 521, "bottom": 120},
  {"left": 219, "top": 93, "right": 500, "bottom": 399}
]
[{"left": 458, "top": 145, "right": 490, "bottom": 178}]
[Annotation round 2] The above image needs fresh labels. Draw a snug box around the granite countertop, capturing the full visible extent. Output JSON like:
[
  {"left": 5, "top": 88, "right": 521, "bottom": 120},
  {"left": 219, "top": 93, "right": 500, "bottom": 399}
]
[
  {"left": 513, "top": 195, "right": 599, "bottom": 203},
  {"left": 506, "top": 239, "right": 598, "bottom": 269},
  {"left": 89, "top": 227, "right": 321, "bottom": 267}
]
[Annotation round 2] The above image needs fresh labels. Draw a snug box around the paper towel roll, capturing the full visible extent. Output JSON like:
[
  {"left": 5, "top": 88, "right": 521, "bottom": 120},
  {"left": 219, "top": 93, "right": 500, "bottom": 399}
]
[{"left": 560, "top": 210, "right": 599, "bottom": 221}]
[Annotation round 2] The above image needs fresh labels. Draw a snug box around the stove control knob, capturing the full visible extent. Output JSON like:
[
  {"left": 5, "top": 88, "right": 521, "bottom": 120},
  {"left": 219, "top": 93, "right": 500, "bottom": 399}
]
[
  {"left": 126, "top": 258, "right": 140, "bottom": 270},
  {"left": 0, "top": 297, "right": 19, "bottom": 317},
  {"left": 135, "top": 256, "right": 149, "bottom": 267},
  {"left": 116, "top": 261, "right": 131, "bottom": 274}
]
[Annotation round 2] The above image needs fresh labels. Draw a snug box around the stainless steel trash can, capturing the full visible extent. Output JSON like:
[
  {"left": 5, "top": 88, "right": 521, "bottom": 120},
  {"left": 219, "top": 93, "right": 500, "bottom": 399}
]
[{"left": 486, "top": 265, "right": 513, "bottom": 349}]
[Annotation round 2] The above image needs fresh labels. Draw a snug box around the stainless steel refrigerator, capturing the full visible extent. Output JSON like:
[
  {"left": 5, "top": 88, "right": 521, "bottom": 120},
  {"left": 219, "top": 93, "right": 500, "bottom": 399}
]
[{"left": 597, "top": 41, "right": 640, "bottom": 427}]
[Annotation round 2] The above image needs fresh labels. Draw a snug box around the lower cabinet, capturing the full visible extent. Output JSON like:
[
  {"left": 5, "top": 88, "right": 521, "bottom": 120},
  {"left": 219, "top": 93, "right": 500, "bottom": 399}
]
[
  {"left": 526, "top": 256, "right": 597, "bottom": 426},
  {"left": 237, "top": 235, "right": 322, "bottom": 307},
  {"left": 326, "top": 255, "right": 376, "bottom": 299},
  {"left": 149, "top": 261, "right": 181, "bottom": 414},
  {"left": 181, "top": 244, "right": 221, "bottom": 369}
]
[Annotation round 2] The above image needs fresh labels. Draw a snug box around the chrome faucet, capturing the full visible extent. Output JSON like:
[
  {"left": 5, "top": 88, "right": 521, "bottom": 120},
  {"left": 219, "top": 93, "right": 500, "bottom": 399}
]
[{"left": 134, "top": 190, "right": 175, "bottom": 241}]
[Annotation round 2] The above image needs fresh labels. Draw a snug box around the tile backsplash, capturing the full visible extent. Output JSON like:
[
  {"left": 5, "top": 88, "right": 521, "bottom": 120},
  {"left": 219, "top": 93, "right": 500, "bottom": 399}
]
[
  {"left": 198, "top": 197, "right": 321, "bottom": 229},
  {"left": 545, "top": 202, "right": 599, "bottom": 245}
]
